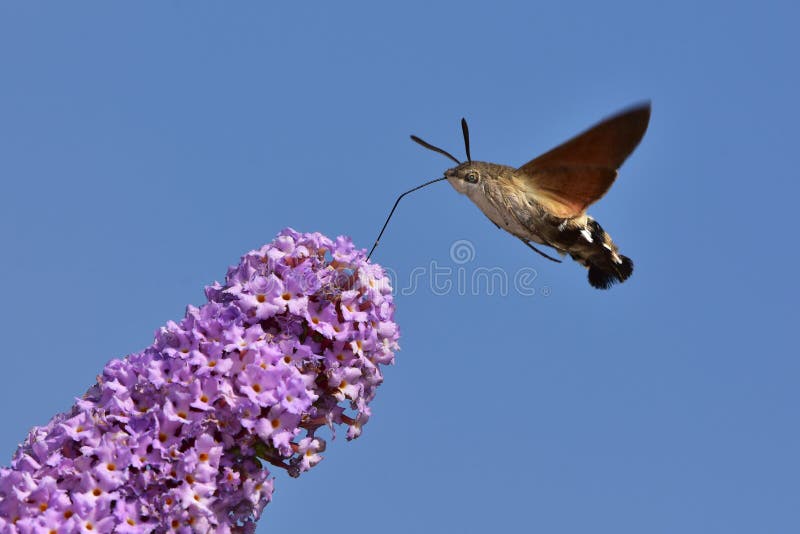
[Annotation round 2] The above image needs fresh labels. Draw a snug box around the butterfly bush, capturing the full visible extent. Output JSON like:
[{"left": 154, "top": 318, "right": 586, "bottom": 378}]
[{"left": 0, "top": 229, "right": 399, "bottom": 533}]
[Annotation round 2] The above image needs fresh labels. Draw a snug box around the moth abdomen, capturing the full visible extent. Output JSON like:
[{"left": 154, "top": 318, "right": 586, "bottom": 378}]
[
  {"left": 587, "top": 254, "right": 634, "bottom": 289},
  {"left": 570, "top": 218, "right": 634, "bottom": 289}
]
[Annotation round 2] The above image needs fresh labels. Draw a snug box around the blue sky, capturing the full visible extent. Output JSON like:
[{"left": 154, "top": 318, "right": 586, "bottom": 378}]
[{"left": 1, "top": 2, "right": 797, "bottom": 533}]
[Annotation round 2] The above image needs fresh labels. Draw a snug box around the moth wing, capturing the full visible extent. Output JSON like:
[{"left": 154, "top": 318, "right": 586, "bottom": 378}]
[{"left": 516, "top": 103, "right": 651, "bottom": 219}]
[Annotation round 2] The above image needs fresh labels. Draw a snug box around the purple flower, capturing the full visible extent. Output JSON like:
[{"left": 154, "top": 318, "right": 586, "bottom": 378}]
[{"left": 0, "top": 229, "right": 399, "bottom": 532}]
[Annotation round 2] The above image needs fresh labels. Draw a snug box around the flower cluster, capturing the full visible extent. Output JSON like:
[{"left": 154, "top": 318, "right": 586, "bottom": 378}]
[{"left": 0, "top": 229, "right": 399, "bottom": 533}]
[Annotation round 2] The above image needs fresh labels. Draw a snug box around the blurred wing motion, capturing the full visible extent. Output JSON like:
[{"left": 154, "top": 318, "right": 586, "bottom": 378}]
[{"left": 516, "top": 103, "right": 651, "bottom": 218}]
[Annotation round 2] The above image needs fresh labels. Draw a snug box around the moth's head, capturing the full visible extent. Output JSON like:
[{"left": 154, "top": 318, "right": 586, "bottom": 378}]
[
  {"left": 445, "top": 163, "right": 484, "bottom": 194},
  {"left": 411, "top": 117, "right": 481, "bottom": 196}
]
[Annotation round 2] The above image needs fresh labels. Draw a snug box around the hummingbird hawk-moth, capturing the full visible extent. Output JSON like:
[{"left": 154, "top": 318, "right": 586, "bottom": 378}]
[{"left": 368, "top": 103, "right": 651, "bottom": 289}]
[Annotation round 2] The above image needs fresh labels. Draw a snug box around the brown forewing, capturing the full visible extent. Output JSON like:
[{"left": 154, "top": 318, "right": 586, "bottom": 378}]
[{"left": 515, "top": 103, "right": 651, "bottom": 218}]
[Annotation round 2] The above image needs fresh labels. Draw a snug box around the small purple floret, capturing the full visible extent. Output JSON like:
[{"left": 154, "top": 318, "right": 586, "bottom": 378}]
[{"left": 0, "top": 229, "right": 399, "bottom": 532}]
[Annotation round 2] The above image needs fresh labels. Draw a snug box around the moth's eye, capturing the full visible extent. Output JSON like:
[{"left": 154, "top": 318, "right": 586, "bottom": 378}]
[{"left": 465, "top": 172, "right": 479, "bottom": 184}]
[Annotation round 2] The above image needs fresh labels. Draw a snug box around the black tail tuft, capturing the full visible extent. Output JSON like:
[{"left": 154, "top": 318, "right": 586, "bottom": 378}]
[{"left": 588, "top": 255, "right": 634, "bottom": 289}]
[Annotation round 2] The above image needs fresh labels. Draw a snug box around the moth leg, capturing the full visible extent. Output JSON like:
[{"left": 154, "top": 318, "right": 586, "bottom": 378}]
[
  {"left": 482, "top": 215, "right": 501, "bottom": 231},
  {"left": 518, "top": 238, "right": 562, "bottom": 263}
]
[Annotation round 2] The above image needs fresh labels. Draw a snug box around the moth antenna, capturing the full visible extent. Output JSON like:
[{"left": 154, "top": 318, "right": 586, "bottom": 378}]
[
  {"left": 367, "top": 177, "right": 448, "bottom": 260},
  {"left": 461, "top": 118, "right": 471, "bottom": 163},
  {"left": 410, "top": 135, "right": 461, "bottom": 165}
]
